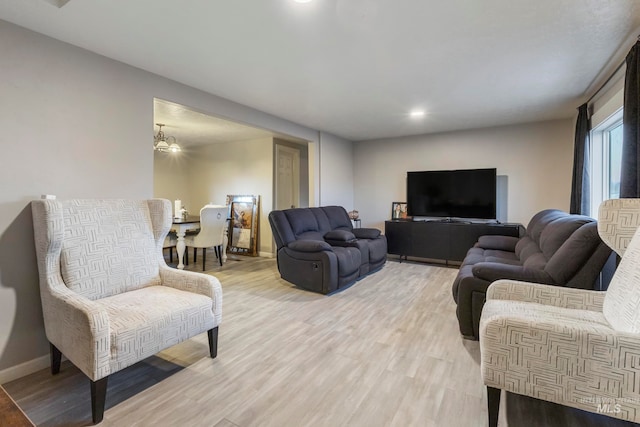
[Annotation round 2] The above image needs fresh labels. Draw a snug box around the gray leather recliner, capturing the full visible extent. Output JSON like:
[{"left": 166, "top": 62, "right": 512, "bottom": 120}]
[
  {"left": 452, "top": 209, "right": 613, "bottom": 340},
  {"left": 269, "top": 206, "right": 387, "bottom": 294}
]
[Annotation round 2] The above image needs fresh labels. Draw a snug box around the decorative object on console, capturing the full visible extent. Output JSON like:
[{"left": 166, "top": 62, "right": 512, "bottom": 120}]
[
  {"left": 226, "top": 194, "right": 259, "bottom": 256},
  {"left": 154, "top": 123, "right": 181, "bottom": 153},
  {"left": 391, "top": 202, "right": 408, "bottom": 220},
  {"left": 269, "top": 205, "right": 387, "bottom": 294},
  {"left": 480, "top": 198, "right": 640, "bottom": 426},
  {"left": 453, "top": 208, "right": 612, "bottom": 340},
  {"left": 348, "top": 210, "right": 359, "bottom": 220}
]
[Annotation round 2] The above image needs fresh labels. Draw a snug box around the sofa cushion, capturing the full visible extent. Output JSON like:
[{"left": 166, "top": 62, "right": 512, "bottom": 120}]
[
  {"left": 98, "top": 286, "right": 215, "bottom": 371},
  {"left": 366, "top": 236, "right": 387, "bottom": 264},
  {"left": 285, "top": 209, "right": 321, "bottom": 236},
  {"left": 526, "top": 209, "right": 567, "bottom": 243},
  {"left": 539, "top": 216, "right": 593, "bottom": 260},
  {"left": 324, "top": 230, "right": 357, "bottom": 242},
  {"left": 321, "top": 206, "right": 353, "bottom": 230},
  {"left": 352, "top": 228, "right": 381, "bottom": 239},
  {"left": 471, "top": 262, "right": 555, "bottom": 284},
  {"left": 477, "top": 235, "right": 519, "bottom": 252},
  {"left": 515, "top": 236, "right": 541, "bottom": 262},
  {"left": 545, "top": 222, "right": 602, "bottom": 284},
  {"left": 288, "top": 240, "right": 333, "bottom": 252},
  {"left": 332, "top": 247, "right": 362, "bottom": 276}
]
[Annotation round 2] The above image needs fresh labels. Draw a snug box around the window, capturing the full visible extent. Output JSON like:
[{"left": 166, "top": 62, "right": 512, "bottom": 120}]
[
  {"left": 590, "top": 108, "right": 623, "bottom": 217},
  {"left": 607, "top": 122, "right": 623, "bottom": 199}
]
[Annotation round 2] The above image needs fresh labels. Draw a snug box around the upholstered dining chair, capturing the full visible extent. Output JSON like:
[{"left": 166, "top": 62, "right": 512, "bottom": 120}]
[
  {"left": 31, "top": 198, "right": 223, "bottom": 424},
  {"left": 185, "top": 205, "right": 228, "bottom": 271},
  {"left": 480, "top": 198, "right": 640, "bottom": 426}
]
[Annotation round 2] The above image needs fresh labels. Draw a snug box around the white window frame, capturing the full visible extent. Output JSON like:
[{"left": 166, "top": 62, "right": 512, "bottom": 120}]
[{"left": 590, "top": 108, "right": 623, "bottom": 217}]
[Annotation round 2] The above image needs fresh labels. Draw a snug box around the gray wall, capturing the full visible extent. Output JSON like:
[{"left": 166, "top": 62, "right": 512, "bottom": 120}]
[
  {"left": 353, "top": 119, "right": 575, "bottom": 230},
  {"left": 0, "top": 19, "right": 352, "bottom": 381},
  {"left": 319, "top": 132, "right": 355, "bottom": 209},
  {"left": 187, "top": 138, "right": 274, "bottom": 256}
]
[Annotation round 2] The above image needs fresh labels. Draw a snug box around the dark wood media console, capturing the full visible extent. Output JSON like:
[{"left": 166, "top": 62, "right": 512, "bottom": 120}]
[{"left": 385, "top": 219, "right": 523, "bottom": 264}]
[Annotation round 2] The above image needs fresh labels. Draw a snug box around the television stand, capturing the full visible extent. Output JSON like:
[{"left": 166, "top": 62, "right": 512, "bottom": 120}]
[{"left": 385, "top": 219, "right": 523, "bottom": 263}]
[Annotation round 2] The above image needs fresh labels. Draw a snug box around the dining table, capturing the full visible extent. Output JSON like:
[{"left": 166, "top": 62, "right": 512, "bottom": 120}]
[{"left": 171, "top": 216, "right": 200, "bottom": 269}]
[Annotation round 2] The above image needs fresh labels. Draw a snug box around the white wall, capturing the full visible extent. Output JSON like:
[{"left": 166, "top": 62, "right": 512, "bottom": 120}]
[
  {"left": 319, "top": 132, "right": 355, "bottom": 209},
  {"left": 187, "top": 138, "right": 274, "bottom": 255},
  {"left": 154, "top": 152, "right": 192, "bottom": 211},
  {"left": 353, "top": 119, "right": 575, "bottom": 230},
  {"left": 0, "top": 19, "right": 323, "bottom": 381}
]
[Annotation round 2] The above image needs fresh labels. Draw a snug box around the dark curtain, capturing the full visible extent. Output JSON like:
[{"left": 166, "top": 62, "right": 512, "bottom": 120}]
[
  {"left": 570, "top": 103, "right": 590, "bottom": 214},
  {"left": 620, "top": 40, "right": 640, "bottom": 198}
]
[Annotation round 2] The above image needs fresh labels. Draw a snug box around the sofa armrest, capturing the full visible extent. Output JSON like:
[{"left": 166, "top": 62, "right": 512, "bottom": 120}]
[
  {"left": 476, "top": 235, "right": 519, "bottom": 251},
  {"left": 288, "top": 239, "right": 333, "bottom": 252},
  {"left": 324, "top": 230, "right": 357, "bottom": 242},
  {"left": 486, "top": 279, "right": 605, "bottom": 311},
  {"left": 42, "top": 283, "right": 111, "bottom": 381},
  {"left": 352, "top": 228, "right": 381, "bottom": 239},
  {"left": 160, "top": 265, "right": 223, "bottom": 324},
  {"left": 471, "top": 262, "right": 555, "bottom": 284}
]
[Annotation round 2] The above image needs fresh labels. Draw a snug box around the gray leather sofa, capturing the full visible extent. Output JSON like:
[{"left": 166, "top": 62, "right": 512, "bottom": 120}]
[
  {"left": 452, "top": 209, "right": 612, "bottom": 340},
  {"left": 269, "top": 206, "right": 387, "bottom": 294}
]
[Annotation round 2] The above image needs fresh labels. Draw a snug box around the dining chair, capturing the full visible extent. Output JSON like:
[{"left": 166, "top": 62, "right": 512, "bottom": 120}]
[{"left": 185, "top": 205, "right": 228, "bottom": 271}]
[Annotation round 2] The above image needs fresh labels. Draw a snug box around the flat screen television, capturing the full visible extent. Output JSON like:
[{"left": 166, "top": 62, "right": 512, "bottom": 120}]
[{"left": 407, "top": 168, "right": 497, "bottom": 220}]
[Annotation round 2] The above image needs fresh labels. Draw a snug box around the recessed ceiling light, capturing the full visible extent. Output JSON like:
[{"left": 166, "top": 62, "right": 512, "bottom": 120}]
[
  {"left": 294, "top": 0, "right": 313, "bottom": 3},
  {"left": 410, "top": 110, "right": 425, "bottom": 118}
]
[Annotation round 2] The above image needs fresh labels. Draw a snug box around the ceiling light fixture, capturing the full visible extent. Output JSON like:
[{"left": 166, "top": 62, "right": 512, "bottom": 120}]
[
  {"left": 410, "top": 110, "right": 426, "bottom": 118},
  {"left": 294, "top": 0, "right": 313, "bottom": 3},
  {"left": 154, "top": 123, "right": 181, "bottom": 153}
]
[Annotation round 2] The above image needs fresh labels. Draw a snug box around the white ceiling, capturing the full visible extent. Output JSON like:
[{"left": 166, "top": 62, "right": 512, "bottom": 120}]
[{"left": 1, "top": 0, "right": 639, "bottom": 141}]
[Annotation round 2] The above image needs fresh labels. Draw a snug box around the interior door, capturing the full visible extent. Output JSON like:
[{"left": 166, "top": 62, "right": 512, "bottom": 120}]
[{"left": 275, "top": 144, "right": 300, "bottom": 210}]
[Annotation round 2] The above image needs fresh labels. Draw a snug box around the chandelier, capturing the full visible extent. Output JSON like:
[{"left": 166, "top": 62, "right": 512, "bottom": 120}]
[{"left": 154, "top": 123, "right": 181, "bottom": 153}]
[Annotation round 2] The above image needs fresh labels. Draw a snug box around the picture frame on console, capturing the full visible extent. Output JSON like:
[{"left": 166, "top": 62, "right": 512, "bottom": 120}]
[{"left": 391, "top": 202, "right": 409, "bottom": 220}]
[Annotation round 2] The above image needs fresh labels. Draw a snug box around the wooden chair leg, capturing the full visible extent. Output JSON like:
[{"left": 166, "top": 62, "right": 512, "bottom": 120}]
[
  {"left": 50, "top": 343, "right": 62, "bottom": 375},
  {"left": 169, "top": 247, "right": 173, "bottom": 263},
  {"left": 207, "top": 327, "right": 219, "bottom": 358},
  {"left": 193, "top": 247, "right": 197, "bottom": 263},
  {"left": 487, "top": 386, "right": 501, "bottom": 427},
  {"left": 217, "top": 245, "right": 223, "bottom": 266},
  {"left": 91, "top": 376, "right": 109, "bottom": 424},
  {"left": 202, "top": 248, "right": 206, "bottom": 271}
]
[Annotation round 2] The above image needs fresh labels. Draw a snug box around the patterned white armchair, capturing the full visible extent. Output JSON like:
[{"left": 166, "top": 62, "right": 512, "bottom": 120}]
[
  {"left": 31, "top": 198, "right": 223, "bottom": 424},
  {"left": 480, "top": 199, "right": 640, "bottom": 426}
]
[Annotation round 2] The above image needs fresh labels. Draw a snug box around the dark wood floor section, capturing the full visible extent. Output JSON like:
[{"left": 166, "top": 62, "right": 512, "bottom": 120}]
[{"left": 4, "top": 255, "right": 639, "bottom": 426}]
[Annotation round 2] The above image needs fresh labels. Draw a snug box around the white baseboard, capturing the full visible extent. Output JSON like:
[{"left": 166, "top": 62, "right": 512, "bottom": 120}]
[
  {"left": 0, "top": 354, "right": 49, "bottom": 385},
  {"left": 258, "top": 251, "right": 274, "bottom": 258}
]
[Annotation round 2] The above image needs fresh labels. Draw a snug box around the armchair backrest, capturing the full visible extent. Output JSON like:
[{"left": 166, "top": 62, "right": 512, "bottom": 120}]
[
  {"left": 268, "top": 205, "right": 353, "bottom": 249},
  {"left": 32, "top": 198, "right": 171, "bottom": 300},
  {"left": 598, "top": 199, "right": 640, "bottom": 257},
  {"left": 600, "top": 199, "right": 640, "bottom": 332},
  {"left": 190, "top": 205, "right": 228, "bottom": 247}
]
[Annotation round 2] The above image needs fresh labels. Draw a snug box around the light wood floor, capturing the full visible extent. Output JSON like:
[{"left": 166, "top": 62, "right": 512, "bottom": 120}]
[{"left": 5, "top": 255, "right": 639, "bottom": 427}]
